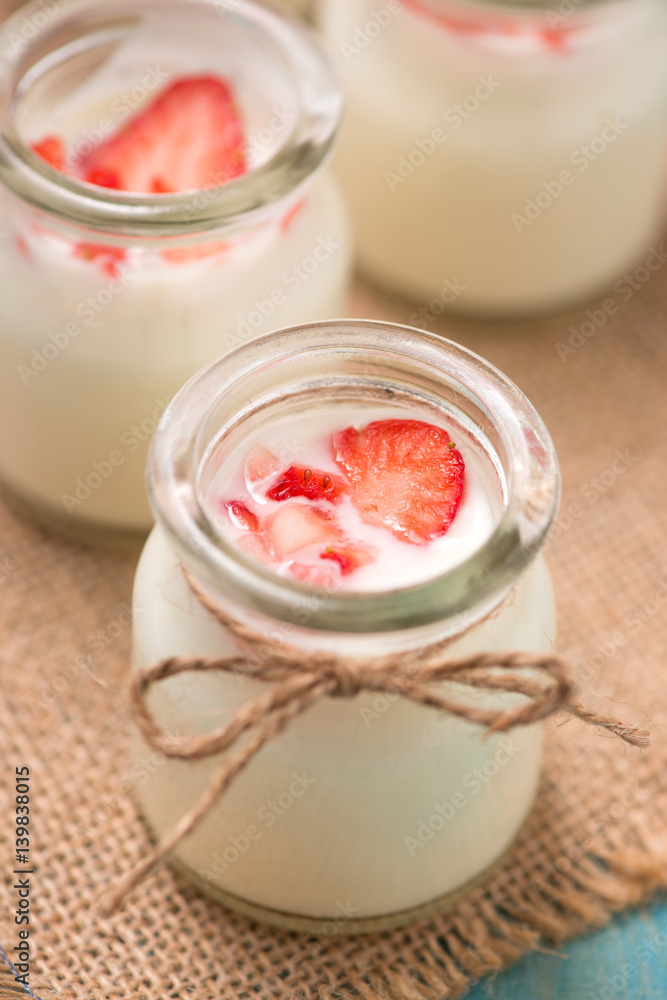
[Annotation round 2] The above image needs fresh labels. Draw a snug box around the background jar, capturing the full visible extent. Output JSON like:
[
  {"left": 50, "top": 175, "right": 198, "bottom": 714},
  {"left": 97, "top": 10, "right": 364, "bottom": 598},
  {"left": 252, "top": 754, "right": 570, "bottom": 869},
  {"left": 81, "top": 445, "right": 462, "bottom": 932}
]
[
  {"left": 320, "top": 0, "right": 667, "bottom": 316},
  {"left": 0, "top": 0, "right": 351, "bottom": 534},
  {"left": 132, "top": 319, "right": 560, "bottom": 933}
]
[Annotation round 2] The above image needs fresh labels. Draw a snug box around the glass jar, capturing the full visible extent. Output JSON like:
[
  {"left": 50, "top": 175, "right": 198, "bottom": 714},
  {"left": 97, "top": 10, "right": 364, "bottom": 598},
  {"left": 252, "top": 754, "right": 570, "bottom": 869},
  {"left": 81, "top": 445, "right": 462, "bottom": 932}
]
[
  {"left": 131, "top": 319, "right": 560, "bottom": 933},
  {"left": 279, "top": 0, "right": 313, "bottom": 14},
  {"left": 0, "top": 0, "right": 351, "bottom": 534},
  {"left": 320, "top": 0, "right": 667, "bottom": 316}
]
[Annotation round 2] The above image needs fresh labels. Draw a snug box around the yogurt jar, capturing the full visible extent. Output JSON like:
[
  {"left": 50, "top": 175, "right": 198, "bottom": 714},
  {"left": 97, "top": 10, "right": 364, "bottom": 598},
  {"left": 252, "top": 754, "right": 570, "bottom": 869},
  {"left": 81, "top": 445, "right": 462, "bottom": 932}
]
[
  {"left": 131, "top": 319, "right": 560, "bottom": 932},
  {"left": 0, "top": 0, "right": 351, "bottom": 534},
  {"left": 321, "top": 0, "right": 667, "bottom": 316}
]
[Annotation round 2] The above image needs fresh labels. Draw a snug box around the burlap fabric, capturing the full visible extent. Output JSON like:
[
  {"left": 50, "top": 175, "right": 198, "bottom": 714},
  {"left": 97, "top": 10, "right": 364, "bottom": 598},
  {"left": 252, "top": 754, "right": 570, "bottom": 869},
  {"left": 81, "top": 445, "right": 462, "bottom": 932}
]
[{"left": 1, "top": 257, "right": 667, "bottom": 999}]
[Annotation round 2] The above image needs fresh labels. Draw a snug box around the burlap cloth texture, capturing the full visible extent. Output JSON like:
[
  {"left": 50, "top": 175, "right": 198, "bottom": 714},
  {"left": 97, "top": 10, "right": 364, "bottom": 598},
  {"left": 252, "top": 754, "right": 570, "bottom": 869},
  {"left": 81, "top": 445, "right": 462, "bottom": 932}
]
[{"left": 1, "top": 258, "right": 667, "bottom": 1000}]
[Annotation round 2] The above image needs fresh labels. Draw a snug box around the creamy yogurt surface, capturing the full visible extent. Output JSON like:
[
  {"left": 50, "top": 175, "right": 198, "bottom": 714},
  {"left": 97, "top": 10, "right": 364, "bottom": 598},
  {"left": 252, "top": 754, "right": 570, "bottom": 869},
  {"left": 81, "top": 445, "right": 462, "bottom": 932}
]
[{"left": 205, "top": 404, "right": 495, "bottom": 591}]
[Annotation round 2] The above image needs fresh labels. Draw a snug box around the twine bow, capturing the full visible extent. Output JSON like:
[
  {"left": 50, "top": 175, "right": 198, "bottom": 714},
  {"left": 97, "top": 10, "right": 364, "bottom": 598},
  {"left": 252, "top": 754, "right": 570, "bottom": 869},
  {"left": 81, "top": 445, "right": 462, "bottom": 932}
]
[{"left": 100, "top": 575, "right": 652, "bottom": 916}]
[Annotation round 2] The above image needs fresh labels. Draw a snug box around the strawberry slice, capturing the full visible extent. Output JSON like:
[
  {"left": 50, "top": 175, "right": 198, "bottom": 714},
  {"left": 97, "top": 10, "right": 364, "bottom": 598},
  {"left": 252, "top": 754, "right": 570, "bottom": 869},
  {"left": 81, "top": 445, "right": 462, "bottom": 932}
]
[
  {"left": 73, "top": 242, "right": 127, "bottom": 279},
  {"left": 245, "top": 445, "right": 280, "bottom": 485},
  {"left": 31, "top": 135, "right": 65, "bottom": 170},
  {"left": 267, "top": 504, "right": 340, "bottom": 559},
  {"left": 224, "top": 500, "right": 259, "bottom": 532},
  {"left": 320, "top": 541, "right": 375, "bottom": 576},
  {"left": 266, "top": 465, "right": 348, "bottom": 504},
  {"left": 236, "top": 531, "right": 273, "bottom": 565},
  {"left": 333, "top": 419, "right": 465, "bottom": 545},
  {"left": 288, "top": 561, "right": 341, "bottom": 588},
  {"left": 77, "top": 75, "right": 246, "bottom": 194}
]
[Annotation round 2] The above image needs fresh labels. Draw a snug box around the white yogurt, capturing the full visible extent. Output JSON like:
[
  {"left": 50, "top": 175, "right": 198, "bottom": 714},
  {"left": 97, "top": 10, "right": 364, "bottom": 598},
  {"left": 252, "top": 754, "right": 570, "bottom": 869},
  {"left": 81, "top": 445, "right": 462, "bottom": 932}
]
[
  {"left": 206, "top": 405, "right": 494, "bottom": 590},
  {"left": 132, "top": 396, "right": 557, "bottom": 927},
  {"left": 0, "top": 0, "right": 351, "bottom": 531},
  {"left": 0, "top": 175, "right": 350, "bottom": 530},
  {"left": 321, "top": 0, "right": 667, "bottom": 314}
]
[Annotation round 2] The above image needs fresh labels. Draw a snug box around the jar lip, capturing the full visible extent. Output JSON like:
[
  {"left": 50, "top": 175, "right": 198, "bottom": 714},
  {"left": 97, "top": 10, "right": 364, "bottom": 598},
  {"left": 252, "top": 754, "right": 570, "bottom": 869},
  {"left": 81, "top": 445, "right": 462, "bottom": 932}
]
[
  {"left": 0, "top": 0, "right": 342, "bottom": 236},
  {"left": 410, "top": 0, "right": 627, "bottom": 12},
  {"left": 148, "top": 320, "right": 561, "bottom": 635}
]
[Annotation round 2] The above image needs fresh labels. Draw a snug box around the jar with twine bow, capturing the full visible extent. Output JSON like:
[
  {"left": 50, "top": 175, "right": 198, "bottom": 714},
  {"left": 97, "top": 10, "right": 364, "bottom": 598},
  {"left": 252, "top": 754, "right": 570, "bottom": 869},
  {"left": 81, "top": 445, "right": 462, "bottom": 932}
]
[{"left": 102, "top": 321, "right": 650, "bottom": 932}]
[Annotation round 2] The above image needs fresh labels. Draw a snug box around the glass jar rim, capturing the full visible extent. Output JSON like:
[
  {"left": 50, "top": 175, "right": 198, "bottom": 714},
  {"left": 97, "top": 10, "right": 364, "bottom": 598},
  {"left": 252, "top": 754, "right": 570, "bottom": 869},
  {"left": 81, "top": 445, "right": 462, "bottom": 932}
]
[
  {"left": 147, "top": 320, "right": 561, "bottom": 635},
  {"left": 411, "top": 0, "right": 627, "bottom": 11},
  {"left": 0, "top": 0, "right": 342, "bottom": 236}
]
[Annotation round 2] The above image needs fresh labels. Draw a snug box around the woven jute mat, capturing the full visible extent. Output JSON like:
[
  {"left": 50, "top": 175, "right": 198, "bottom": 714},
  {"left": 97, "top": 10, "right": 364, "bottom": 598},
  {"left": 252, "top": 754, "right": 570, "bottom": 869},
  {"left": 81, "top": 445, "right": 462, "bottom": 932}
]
[{"left": 1, "top": 255, "right": 667, "bottom": 999}]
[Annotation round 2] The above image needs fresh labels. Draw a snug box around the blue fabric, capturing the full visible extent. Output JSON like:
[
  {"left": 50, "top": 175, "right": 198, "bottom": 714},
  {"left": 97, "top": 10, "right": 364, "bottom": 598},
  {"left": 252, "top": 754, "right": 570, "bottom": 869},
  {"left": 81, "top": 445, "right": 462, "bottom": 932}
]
[{"left": 465, "top": 900, "right": 667, "bottom": 999}]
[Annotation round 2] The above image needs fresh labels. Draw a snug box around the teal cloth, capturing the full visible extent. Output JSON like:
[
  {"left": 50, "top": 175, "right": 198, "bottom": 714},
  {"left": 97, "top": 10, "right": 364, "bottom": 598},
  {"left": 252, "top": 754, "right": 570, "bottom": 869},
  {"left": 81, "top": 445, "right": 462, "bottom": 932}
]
[{"left": 466, "top": 901, "right": 667, "bottom": 999}]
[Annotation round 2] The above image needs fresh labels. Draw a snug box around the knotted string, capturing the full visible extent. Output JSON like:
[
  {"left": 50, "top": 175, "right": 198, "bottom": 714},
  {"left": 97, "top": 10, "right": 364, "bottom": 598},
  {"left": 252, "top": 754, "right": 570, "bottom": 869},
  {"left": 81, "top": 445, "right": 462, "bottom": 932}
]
[{"left": 99, "top": 573, "right": 652, "bottom": 916}]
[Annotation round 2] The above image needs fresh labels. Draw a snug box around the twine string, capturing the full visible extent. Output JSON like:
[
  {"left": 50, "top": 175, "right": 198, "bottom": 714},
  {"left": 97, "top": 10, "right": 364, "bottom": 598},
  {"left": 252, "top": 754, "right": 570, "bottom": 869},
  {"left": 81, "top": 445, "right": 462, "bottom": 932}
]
[{"left": 99, "top": 574, "right": 652, "bottom": 917}]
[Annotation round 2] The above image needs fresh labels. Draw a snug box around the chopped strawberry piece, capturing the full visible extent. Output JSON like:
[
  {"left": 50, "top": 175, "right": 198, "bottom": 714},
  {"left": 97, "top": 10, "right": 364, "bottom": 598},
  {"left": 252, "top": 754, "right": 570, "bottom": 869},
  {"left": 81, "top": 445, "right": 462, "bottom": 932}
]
[
  {"left": 288, "top": 561, "right": 341, "bottom": 589},
  {"left": 77, "top": 75, "right": 247, "bottom": 194},
  {"left": 320, "top": 541, "right": 375, "bottom": 576},
  {"left": 267, "top": 503, "right": 339, "bottom": 558},
  {"left": 162, "top": 240, "right": 231, "bottom": 264},
  {"left": 15, "top": 235, "right": 29, "bottom": 259},
  {"left": 237, "top": 531, "right": 273, "bottom": 565},
  {"left": 31, "top": 135, "right": 65, "bottom": 170},
  {"left": 333, "top": 419, "right": 465, "bottom": 545},
  {"left": 280, "top": 197, "right": 307, "bottom": 233},
  {"left": 403, "top": 0, "right": 576, "bottom": 50},
  {"left": 224, "top": 500, "right": 259, "bottom": 532},
  {"left": 85, "top": 166, "right": 121, "bottom": 190},
  {"left": 245, "top": 445, "right": 280, "bottom": 484},
  {"left": 72, "top": 242, "right": 127, "bottom": 279},
  {"left": 266, "top": 466, "right": 347, "bottom": 504},
  {"left": 150, "top": 177, "right": 173, "bottom": 194}
]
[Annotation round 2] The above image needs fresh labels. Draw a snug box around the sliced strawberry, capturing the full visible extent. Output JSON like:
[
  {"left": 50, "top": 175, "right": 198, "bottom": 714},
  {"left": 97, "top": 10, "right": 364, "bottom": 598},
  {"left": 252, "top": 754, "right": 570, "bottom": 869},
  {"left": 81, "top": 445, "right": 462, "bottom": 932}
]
[
  {"left": 266, "top": 466, "right": 347, "bottom": 504},
  {"left": 320, "top": 541, "right": 375, "bottom": 576},
  {"left": 73, "top": 242, "right": 127, "bottom": 279},
  {"left": 403, "top": 0, "right": 576, "bottom": 50},
  {"left": 288, "top": 561, "right": 341, "bottom": 588},
  {"left": 333, "top": 419, "right": 465, "bottom": 545},
  {"left": 162, "top": 240, "right": 231, "bottom": 264},
  {"left": 237, "top": 531, "right": 273, "bottom": 565},
  {"left": 31, "top": 135, "right": 65, "bottom": 170},
  {"left": 267, "top": 503, "right": 339, "bottom": 559},
  {"left": 224, "top": 500, "right": 259, "bottom": 532},
  {"left": 245, "top": 445, "right": 280, "bottom": 485},
  {"left": 280, "top": 197, "right": 307, "bottom": 233},
  {"left": 77, "top": 75, "right": 247, "bottom": 194},
  {"left": 15, "top": 235, "right": 29, "bottom": 259}
]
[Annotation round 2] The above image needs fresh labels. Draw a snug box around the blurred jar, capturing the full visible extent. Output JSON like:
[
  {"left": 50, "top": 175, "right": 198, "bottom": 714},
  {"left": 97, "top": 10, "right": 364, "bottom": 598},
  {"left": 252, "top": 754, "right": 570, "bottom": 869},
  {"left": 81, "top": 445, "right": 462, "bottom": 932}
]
[
  {"left": 281, "top": 0, "right": 313, "bottom": 14},
  {"left": 0, "top": 0, "right": 350, "bottom": 534},
  {"left": 320, "top": 0, "right": 667, "bottom": 316}
]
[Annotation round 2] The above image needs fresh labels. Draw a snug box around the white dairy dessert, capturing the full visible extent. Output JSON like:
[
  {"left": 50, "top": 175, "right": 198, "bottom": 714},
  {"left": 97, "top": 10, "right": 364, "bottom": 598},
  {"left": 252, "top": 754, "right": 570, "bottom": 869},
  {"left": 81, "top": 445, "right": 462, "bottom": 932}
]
[
  {"left": 0, "top": 175, "right": 349, "bottom": 530},
  {"left": 321, "top": 0, "right": 667, "bottom": 314},
  {"left": 0, "top": 0, "right": 351, "bottom": 531},
  {"left": 131, "top": 329, "right": 560, "bottom": 930},
  {"left": 207, "top": 405, "right": 494, "bottom": 590},
  {"left": 133, "top": 529, "right": 554, "bottom": 924}
]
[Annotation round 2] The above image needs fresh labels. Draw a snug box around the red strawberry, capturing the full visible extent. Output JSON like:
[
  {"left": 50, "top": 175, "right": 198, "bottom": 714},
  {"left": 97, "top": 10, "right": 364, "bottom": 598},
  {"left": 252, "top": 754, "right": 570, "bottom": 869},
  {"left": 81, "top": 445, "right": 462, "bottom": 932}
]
[
  {"left": 320, "top": 542, "right": 375, "bottom": 576},
  {"left": 333, "top": 419, "right": 465, "bottom": 544},
  {"left": 266, "top": 466, "right": 347, "bottom": 504},
  {"left": 31, "top": 135, "right": 65, "bottom": 170},
  {"left": 77, "top": 76, "right": 246, "bottom": 194},
  {"left": 280, "top": 196, "right": 307, "bottom": 233},
  {"left": 224, "top": 500, "right": 259, "bottom": 532},
  {"left": 73, "top": 242, "right": 127, "bottom": 279}
]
